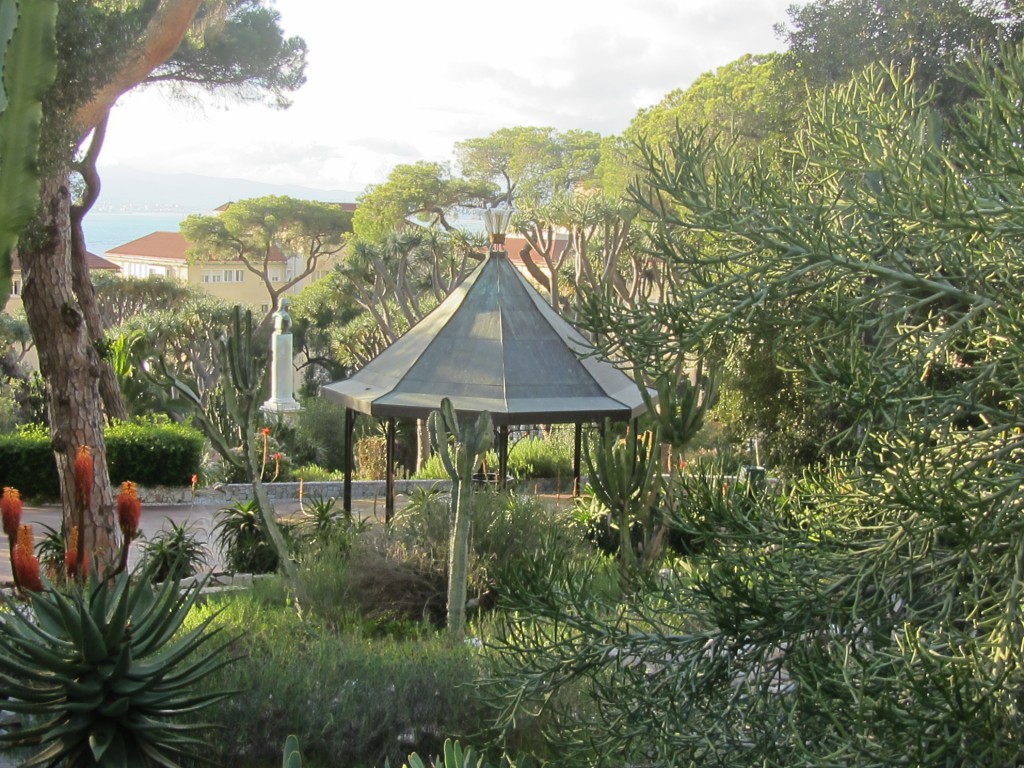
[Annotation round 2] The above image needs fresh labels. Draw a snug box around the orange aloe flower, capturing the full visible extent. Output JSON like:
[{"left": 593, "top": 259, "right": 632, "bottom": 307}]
[
  {"left": 13, "top": 525, "right": 42, "bottom": 592},
  {"left": 1, "top": 487, "right": 22, "bottom": 540},
  {"left": 116, "top": 481, "right": 142, "bottom": 541},
  {"left": 73, "top": 446, "right": 93, "bottom": 513}
]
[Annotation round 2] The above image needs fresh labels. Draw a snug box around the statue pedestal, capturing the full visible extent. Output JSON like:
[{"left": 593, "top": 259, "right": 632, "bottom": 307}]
[{"left": 262, "top": 299, "right": 302, "bottom": 417}]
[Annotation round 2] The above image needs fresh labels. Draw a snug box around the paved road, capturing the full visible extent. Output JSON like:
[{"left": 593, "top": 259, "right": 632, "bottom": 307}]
[{"left": 0, "top": 497, "right": 391, "bottom": 585}]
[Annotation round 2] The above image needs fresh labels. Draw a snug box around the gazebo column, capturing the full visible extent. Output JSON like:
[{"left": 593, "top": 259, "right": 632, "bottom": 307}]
[
  {"left": 385, "top": 417, "right": 396, "bottom": 524},
  {"left": 573, "top": 422, "right": 582, "bottom": 497},
  {"left": 343, "top": 408, "right": 355, "bottom": 515},
  {"left": 498, "top": 424, "right": 509, "bottom": 490}
]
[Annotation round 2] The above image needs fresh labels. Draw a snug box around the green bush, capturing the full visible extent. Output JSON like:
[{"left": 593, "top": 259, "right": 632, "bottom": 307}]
[
  {"left": 0, "top": 420, "right": 203, "bottom": 500},
  {"left": 105, "top": 420, "right": 204, "bottom": 488},
  {"left": 414, "top": 435, "right": 574, "bottom": 482},
  {"left": 185, "top": 590, "right": 489, "bottom": 768},
  {"left": 0, "top": 424, "right": 57, "bottom": 499}
]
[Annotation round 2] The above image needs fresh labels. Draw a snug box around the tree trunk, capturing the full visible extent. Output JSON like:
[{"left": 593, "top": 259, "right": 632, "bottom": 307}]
[
  {"left": 20, "top": 174, "right": 116, "bottom": 567},
  {"left": 70, "top": 114, "right": 129, "bottom": 423},
  {"left": 416, "top": 418, "right": 430, "bottom": 471}
]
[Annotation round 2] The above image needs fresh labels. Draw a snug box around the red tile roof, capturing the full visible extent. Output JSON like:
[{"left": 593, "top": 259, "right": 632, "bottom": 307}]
[
  {"left": 12, "top": 252, "right": 120, "bottom": 272},
  {"left": 107, "top": 231, "right": 286, "bottom": 262}
]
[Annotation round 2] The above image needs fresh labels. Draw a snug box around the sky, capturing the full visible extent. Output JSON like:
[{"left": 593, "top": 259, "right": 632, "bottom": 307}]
[{"left": 98, "top": 0, "right": 800, "bottom": 195}]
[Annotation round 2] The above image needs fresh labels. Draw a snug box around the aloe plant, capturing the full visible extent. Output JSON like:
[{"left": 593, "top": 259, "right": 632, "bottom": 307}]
[
  {"left": 427, "top": 398, "right": 492, "bottom": 639},
  {"left": 0, "top": 0, "right": 58, "bottom": 301},
  {"left": 0, "top": 566, "right": 234, "bottom": 767}
]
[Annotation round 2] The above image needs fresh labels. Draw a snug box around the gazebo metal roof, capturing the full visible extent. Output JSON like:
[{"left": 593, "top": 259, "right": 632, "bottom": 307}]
[{"left": 320, "top": 249, "right": 647, "bottom": 425}]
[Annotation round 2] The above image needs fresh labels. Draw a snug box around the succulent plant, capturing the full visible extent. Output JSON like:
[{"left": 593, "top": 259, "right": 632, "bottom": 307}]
[
  {"left": 0, "top": 566, "right": 234, "bottom": 767},
  {"left": 0, "top": 0, "right": 59, "bottom": 300},
  {"left": 427, "top": 398, "right": 493, "bottom": 639}
]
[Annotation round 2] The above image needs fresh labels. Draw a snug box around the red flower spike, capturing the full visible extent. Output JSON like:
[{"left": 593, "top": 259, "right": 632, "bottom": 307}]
[
  {"left": 73, "top": 446, "right": 93, "bottom": 513},
  {"left": 65, "top": 526, "right": 87, "bottom": 580},
  {"left": 1, "top": 487, "right": 22, "bottom": 539},
  {"left": 116, "top": 481, "right": 142, "bottom": 540},
  {"left": 260, "top": 427, "right": 270, "bottom": 437},
  {"left": 14, "top": 525, "right": 42, "bottom": 592}
]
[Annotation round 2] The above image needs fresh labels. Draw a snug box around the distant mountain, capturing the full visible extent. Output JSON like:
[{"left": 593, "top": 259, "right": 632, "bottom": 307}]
[{"left": 93, "top": 166, "right": 360, "bottom": 213}]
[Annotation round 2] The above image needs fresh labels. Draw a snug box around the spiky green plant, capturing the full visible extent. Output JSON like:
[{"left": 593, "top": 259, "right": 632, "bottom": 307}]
[
  {"left": 584, "top": 422, "right": 662, "bottom": 576},
  {"left": 0, "top": 566, "right": 234, "bottom": 767},
  {"left": 0, "top": 0, "right": 58, "bottom": 300},
  {"left": 427, "top": 398, "right": 492, "bottom": 639},
  {"left": 152, "top": 306, "right": 296, "bottom": 584}
]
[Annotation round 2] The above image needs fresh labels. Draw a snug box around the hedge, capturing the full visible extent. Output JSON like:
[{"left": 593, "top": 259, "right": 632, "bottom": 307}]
[{"left": 0, "top": 422, "right": 204, "bottom": 501}]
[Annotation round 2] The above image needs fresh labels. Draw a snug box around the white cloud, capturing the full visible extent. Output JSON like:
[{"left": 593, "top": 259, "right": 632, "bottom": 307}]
[{"left": 98, "top": 0, "right": 799, "bottom": 193}]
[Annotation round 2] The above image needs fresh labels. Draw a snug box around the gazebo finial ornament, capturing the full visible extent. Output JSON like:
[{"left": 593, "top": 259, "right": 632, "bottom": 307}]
[{"left": 482, "top": 207, "right": 513, "bottom": 249}]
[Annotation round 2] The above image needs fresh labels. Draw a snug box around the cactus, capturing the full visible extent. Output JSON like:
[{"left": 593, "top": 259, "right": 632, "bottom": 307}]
[
  {"left": 584, "top": 422, "right": 662, "bottom": 576},
  {"left": 638, "top": 363, "right": 720, "bottom": 451},
  {"left": 282, "top": 734, "right": 303, "bottom": 767},
  {"left": 427, "top": 398, "right": 493, "bottom": 639},
  {"left": 0, "top": 0, "right": 58, "bottom": 300},
  {"left": 152, "top": 306, "right": 298, "bottom": 584}
]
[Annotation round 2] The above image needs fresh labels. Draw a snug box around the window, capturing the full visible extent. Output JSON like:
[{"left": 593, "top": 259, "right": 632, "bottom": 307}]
[
  {"left": 223, "top": 269, "right": 245, "bottom": 283},
  {"left": 202, "top": 270, "right": 222, "bottom": 283},
  {"left": 270, "top": 269, "right": 284, "bottom": 283}
]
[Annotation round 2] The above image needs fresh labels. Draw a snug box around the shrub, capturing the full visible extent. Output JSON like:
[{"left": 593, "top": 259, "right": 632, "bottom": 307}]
[
  {"left": 355, "top": 434, "right": 388, "bottom": 480},
  {"left": 185, "top": 590, "right": 489, "bottom": 767},
  {"left": 105, "top": 420, "right": 204, "bottom": 487},
  {"left": 213, "top": 500, "right": 283, "bottom": 574},
  {"left": 140, "top": 518, "right": 210, "bottom": 582},
  {"left": 415, "top": 435, "right": 574, "bottom": 482},
  {"left": 0, "top": 424, "right": 57, "bottom": 499},
  {"left": 0, "top": 420, "right": 203, "bottom": 500}
]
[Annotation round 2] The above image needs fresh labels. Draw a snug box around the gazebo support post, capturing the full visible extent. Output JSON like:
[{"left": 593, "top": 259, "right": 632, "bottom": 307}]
[
  {"left": 343, "top": 408, "right": 355, "bottom": 515},
  {"left": 573, "top": 422, "right": 582, "bottom": 497},
  {"left": 498, "top": 425, "right": 509, "bottom": 490},
  {"left": 385, "top": 417, "right": 396, "bottom": 524}
]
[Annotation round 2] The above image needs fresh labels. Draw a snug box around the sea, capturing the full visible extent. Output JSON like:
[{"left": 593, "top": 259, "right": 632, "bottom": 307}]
[{"left": 83, "top": 211, "right": 193, "bottom": 256}]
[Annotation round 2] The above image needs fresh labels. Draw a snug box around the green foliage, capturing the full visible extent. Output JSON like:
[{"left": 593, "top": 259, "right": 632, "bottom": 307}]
[
  {"left": 277, "top": 396, "right": 349, "bottom": 471},
  {"left": 624, "top": 53, "right": 801, "bottom": 164},
  {"left": 353, "top": 161, "right": 493, "bottom": 240},
  {"left": 0, "top": 0, "right": 58, "bottom": 300},
  {"left": 405, "top": 738, "right": 525, "bottom": 768},
  {"left": 140, "top": 518, "right": 209, "bottom": 583},
  {"left": 523, "top": 44, "right": 1024, "bottom": 767},
  {"left": 184, "top": 589, "right": 488, "bottom": 767},
  {"left": 778, "top": 0, "right": 1020, "bottom": 110},
  {"left": 583, "top": 424, "right": 662, "bottom": 575},
  {"left": 180, "top": 196, "right": 351, "bottom": 326},
  {"left": 105, "top": 419, "right": 205, "bottom": 488},
  {"left": 0, "top": 565, "right": 233, "bottom": 767},
  {"left": 455, "top": 126, "right": 602, "bottom": 207},
  {"left": 213, "top": 499, "right": 281, "bottom": 574},
  {"left": 0, "top": 420, "right": 202, "bottom": 500},
  {"left": 0, "top": 423, "right": 55, "bottom": 498}
]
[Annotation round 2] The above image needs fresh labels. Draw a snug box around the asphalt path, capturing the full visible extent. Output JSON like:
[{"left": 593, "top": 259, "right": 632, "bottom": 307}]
[{"left": 0, "top": 498, "right": 391, "bottom": 585}]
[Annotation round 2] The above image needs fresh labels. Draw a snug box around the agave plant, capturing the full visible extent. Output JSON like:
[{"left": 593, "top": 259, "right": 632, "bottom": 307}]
[{"left": 0, "top": 566, "right": 234, "bottom": 767}]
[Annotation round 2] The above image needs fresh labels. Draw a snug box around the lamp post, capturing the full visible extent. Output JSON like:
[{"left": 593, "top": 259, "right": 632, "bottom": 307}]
[{"left": 482, "top": 207, "right": 513, "bottom": 250}]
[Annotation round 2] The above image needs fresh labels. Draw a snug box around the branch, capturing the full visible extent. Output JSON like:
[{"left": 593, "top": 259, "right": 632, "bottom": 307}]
[{"left": 73, "top": 0, "right": 204, "bottom": 140}]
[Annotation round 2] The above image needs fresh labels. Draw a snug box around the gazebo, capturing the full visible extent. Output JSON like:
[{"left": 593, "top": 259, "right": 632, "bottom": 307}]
[{"left": 320, "top": 220, "right": 649, "bottom": 518}]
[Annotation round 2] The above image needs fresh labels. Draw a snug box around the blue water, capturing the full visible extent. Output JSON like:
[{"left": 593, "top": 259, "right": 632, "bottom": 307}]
[{"left": 83, "top": 212, "right": 191, "bottom": 256}]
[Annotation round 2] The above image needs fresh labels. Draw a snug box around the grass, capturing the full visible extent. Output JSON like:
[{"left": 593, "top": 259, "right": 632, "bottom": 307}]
[{"left": 184, "top": 583, "right": 490, "bottom": 768}]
